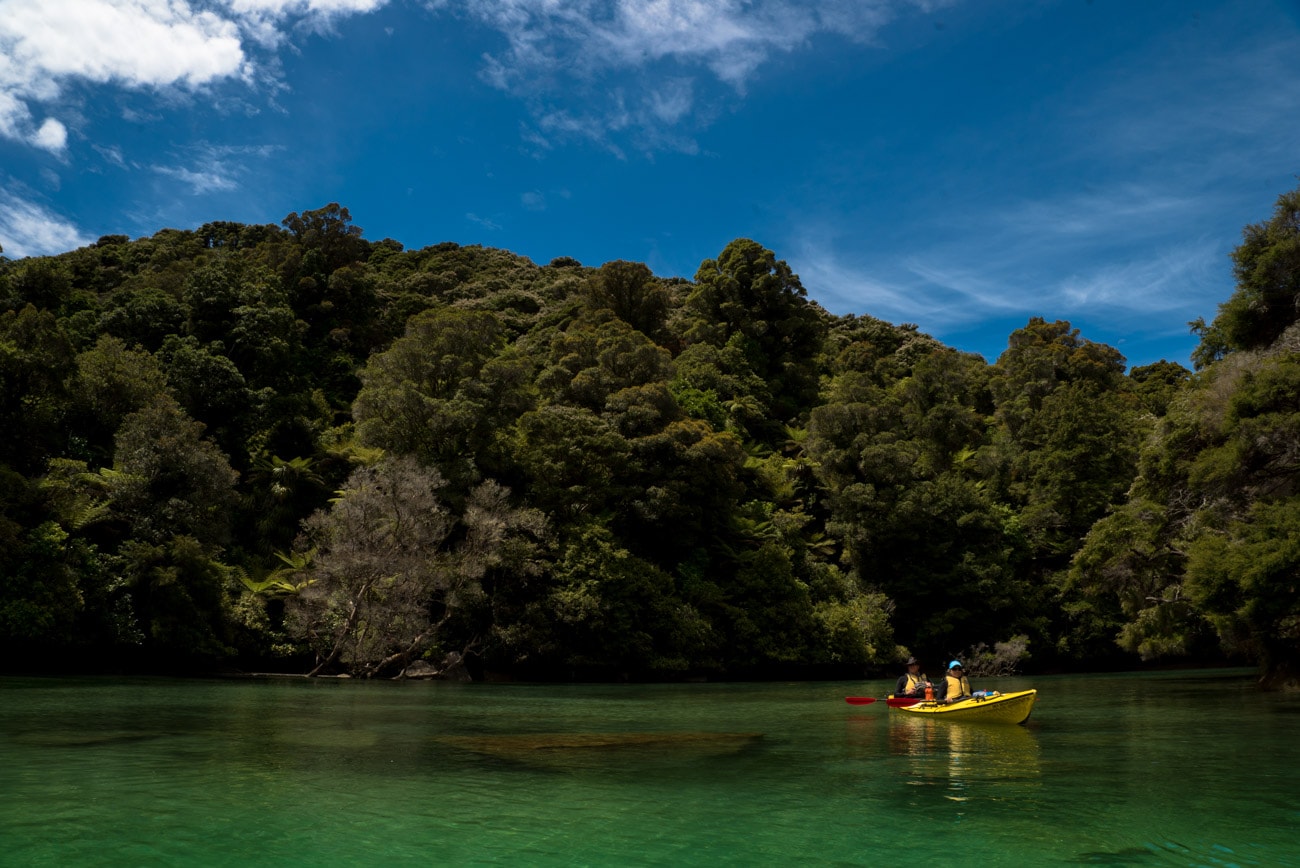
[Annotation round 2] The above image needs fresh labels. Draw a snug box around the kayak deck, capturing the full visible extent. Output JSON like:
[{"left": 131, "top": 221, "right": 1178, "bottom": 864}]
[{"left": 894, "top": 689, "right": 1037, "bottom": 724}]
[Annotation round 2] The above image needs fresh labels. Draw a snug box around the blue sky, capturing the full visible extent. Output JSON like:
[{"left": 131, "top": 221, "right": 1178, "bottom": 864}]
[{"left": 2, "top": 0, "right": 1298, "bottom": 367}]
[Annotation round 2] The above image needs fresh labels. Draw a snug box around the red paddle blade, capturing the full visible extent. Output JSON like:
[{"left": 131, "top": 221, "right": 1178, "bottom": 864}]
[{"left": 844, "top": 697, "right": 878, "bottom": 705}]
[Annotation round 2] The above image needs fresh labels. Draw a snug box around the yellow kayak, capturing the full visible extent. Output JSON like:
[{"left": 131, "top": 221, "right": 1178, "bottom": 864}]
[{"left": 894, "top": 689, "right": 1037, "bottom": 724}]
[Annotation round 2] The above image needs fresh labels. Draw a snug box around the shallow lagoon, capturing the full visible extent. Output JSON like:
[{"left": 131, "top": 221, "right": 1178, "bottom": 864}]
[{"left": 3, "top": 670, "right": 1297, "bottom": 866}]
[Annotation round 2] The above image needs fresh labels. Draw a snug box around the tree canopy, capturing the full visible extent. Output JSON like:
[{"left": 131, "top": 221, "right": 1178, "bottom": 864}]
[{"left": 4, "top": 188, "right": 1300, "bottom": 688}]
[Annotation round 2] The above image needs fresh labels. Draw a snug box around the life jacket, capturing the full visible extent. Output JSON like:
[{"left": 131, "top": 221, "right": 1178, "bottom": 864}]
[
  {"left": 903, "top": 672, "right": 927, "bottom": 692},
  {"left": 945, "top": 673, "right": 971, "bottom": 700}
]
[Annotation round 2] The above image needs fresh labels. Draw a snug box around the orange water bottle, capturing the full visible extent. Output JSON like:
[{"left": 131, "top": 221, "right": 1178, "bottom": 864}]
[{"left": 924, "top": 683, "right": 934, "bottom": 701}]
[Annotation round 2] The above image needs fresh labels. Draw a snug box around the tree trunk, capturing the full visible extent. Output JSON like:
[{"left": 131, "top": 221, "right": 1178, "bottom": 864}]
[
  {"left": 370, "top": 611, "right": 454, "bottom": 678},
  {"left": 307, "top": 586, "right": 370, "bottom": 676}
]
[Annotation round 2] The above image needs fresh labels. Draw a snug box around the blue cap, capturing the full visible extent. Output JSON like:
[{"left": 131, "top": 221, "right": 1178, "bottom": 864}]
[{"left": 948, "top": 660, "right": 963, "bottom": 670}]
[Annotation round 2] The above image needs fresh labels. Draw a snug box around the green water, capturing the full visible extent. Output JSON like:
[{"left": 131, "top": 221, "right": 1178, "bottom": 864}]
[{"left": 2, "top": 670, "right": 1297, "bottom": 866}]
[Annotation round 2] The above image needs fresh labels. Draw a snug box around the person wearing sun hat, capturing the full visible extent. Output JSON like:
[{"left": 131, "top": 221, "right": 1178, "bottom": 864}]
[
  {"left": 894, "top": 656, "right": 932, "bottom": 699},
  {"left": 941, "top": 660, "right": 973, "bottom": 703}
]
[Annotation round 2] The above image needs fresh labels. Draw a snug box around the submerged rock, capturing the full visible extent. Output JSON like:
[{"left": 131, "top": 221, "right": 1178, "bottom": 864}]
[{"left": 433, "top": 731, "right": 764, "bottom": 766}]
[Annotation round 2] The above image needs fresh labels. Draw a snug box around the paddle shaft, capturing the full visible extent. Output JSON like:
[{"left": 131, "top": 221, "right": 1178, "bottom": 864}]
[{"left": 844, "top": 696, "right": 923, "bottom": 707}]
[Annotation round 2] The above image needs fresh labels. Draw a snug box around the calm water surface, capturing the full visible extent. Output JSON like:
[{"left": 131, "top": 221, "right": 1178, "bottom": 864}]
[{"left": 2, "top": 670, "right": 1297, "bottom": 866}]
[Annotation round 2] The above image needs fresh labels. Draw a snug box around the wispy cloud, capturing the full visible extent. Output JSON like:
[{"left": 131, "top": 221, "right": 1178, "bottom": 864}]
[
  {"left": 152, "top": 165, "right": 240, "bottom": 194},
  {"left": 150, "top": 142, "right": 280, "bottom": 194},
  {"left": 999, "top": 185, "right": 1201, "bottom": 243},
  {"left": 791, "top": 183, "right": 1234, "bottom": 338},
  {"left": 791, "top": 241, "right": 917, "bottom": 320},
  {"left": 0, "top": 188, "right": 92, "bottom": 257},
  {"left": 1056, "top": 241, "right": 1221, "bottom": 310},
  {"left": 465, "top": 212, "right": 502, "bottom": 230},
  {"left": 786, "top": 16, "right": 1300, "bottom": 361},
  {"left": 1072, "top": 31, "right": 1300, "bottom": 174},
  {"left": 93, "top": 144, "right": 128, "bottom": 168},
  {"left": 447, "top": 0, "right": 951, "bottom": 150}
]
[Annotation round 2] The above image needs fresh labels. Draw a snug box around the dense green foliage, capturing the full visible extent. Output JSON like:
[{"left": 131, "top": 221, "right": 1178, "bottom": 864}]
[
  {"left": 3, "top": 187, "right": 1299, "bottom": 685},
  {"left": 1071, "top": 183, "right": 1300, "bottom": 688}
]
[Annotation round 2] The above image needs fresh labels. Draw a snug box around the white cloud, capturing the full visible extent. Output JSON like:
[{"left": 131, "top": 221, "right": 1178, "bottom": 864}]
[
  {"left": 0, "top": 189, "right": 92, "bottom": 257},
  {"left": 0, "top": 1, "right": 245, "bottom": 86},
  {"left": 0, "top": 0, "right": 389, "bottom": 150},
  {"left": 32, "top": 118, "right": 67, "bottom": 151},
  {"left": 0, "top": 88, "right": 66, "bottom": 152},
  {"left": 226, "top": 0, "right": 386, "bottom": 15},
  {"left": 224, "top": 0, "right": 389, "bottom": 47},
  {"left": 0, "top": 0, "right": 951, "bottom": 157}
]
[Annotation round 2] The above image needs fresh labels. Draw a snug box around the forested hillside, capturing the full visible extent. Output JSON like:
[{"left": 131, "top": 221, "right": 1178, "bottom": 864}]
[{"left": 1, "top": 187, "right": 1297, "bottom": 686}]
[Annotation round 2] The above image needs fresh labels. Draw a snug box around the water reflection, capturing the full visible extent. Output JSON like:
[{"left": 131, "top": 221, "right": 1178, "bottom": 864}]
[{"left": 888, "top": 716, "right": 1041, "bottom": 800}]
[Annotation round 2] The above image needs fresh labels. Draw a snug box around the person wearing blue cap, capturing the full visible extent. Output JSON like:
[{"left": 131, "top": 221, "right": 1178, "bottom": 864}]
[{"left": 940, "top": 660, "right": 973, "bottom": 703}]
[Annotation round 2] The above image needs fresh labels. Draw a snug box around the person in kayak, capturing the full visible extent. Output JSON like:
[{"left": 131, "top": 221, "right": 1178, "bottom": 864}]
[
  {"left": 894, "top": 656, "right": 932, "bottom": 699},
  {"left": 940, "top": 660, "right": 973, "bottom": 703}
]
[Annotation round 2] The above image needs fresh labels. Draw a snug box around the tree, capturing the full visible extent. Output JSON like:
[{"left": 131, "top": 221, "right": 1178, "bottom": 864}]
[
  {"left": 96, "top": 398, "right": 241, "bottom": 659},
  {"left": 286, "top": 458, "right": 544, "bottom": 677},
  {"left": 353, "top": 307, "right": 531, "bottom": 487},
  {"left": 985, "top": 319, "right": 1141, "bottom": 663},
  {"left": 1073, "top": 342, "right": 1300, "bottom": 685},
  {"left": 513, "top": 405, "right": 635, "bottom": 521},
  {"left": 0, "top": 305, "right": 76, "bottom": 472},
  {"left": 282, "top": 203, "right": 368, "bottom": 274},
  {"left": 525, "top": 522, "right": 710, "bottom": 673},
  {"left": 68, "top": 335, "right": 168, "bottom": 464},
  {"left": 685, "top": 239, "right": 827, "bottom": 422},
  {"left": 1185, "top": 498, "right": 1300, "bottom": 688},
  {"left": 98, "top": 286, "right": 186, "bottom": 352},
  {"left": 111, "top": 397, "right": 239, "bottom": 548},
  {"left": 583, "top": 260, "right": 670, "bottom": 341},
  {"left": 157, "top": 335, "right": 257, "bottom": 464},
  {"left": 1190, "top": 183, "right": 1300, "bottom": 368},
  {"left": 808, "top": 342, "right": 1013, "bottom": 654},
  {"left": 1128, "top": 360, "right": 1191, "bottom": 417},
  {"left": 990, "top": 317, "right": 1127, "bottom": 438},
  {"left": 0, "top": 467, "right": 98, "bottom": 653},
  {"left": 536, "top": 313, "right": 673, "bottom": 412}
]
